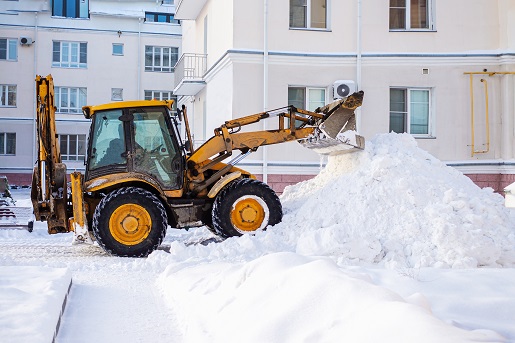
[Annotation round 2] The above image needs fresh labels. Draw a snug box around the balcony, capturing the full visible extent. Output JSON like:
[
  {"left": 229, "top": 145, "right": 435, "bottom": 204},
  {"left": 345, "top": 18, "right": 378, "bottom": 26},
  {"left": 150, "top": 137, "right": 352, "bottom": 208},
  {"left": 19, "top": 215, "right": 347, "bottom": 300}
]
[
  {"left": 175, "top": 0, "right": 208, "bottom": 20},
  {"left": 173, "top": 53, "right": 207, "bottom": 96}
]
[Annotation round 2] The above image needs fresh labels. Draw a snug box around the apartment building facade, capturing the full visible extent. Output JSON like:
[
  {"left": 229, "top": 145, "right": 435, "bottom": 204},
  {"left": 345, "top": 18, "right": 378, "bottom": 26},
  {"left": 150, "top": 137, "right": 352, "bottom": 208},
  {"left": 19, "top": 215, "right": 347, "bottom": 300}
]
[
  {"left": 173, "top": 0, "right": 515, "bottom": 193},
  {"left": 0, "top": 0, "right": 181, "bottom": 185}
]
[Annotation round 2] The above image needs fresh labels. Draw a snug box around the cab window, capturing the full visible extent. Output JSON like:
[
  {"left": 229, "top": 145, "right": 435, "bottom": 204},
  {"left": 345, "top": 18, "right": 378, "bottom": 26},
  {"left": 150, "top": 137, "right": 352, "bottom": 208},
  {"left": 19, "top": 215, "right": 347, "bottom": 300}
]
[
  {"left": 89, "top": 109, "right": 126, "bottom": 170},
  {"left": 131, "top": 108, "right": 180, "bottom": 188}
]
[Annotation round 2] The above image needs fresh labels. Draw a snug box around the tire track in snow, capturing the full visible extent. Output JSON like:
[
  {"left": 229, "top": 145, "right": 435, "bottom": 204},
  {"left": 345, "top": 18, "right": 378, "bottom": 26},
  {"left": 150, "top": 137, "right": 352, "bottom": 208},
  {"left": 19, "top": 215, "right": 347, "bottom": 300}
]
[
  {"left": 0, "top": 229, "right": 184, "bottom": 342},
  {"left": 56, "top": 270, "right": 183, "bottom": 343}
]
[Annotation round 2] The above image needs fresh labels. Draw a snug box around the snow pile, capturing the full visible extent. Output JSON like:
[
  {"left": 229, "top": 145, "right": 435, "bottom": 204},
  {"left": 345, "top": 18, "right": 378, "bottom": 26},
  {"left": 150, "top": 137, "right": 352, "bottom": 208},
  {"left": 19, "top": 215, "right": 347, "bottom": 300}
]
[
  {"left": 279, "top": 133, "right": 515, "bottom": 268},
  {"left": 164, "top": 133, "right": 515, "bottom": 269},
  {"left": 158, "top": 252, "right": 504, "bottom": 343},
  {"left": 0, "top": 266, "right": 71, "bottom": 343}
]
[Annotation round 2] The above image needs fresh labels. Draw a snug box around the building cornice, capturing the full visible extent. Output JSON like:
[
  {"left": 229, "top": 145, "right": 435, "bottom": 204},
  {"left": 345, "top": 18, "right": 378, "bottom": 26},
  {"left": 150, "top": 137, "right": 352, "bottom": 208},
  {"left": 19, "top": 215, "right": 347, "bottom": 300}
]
[
  {"left": 0, "top": 23, "right": 182, "bottom": 37},
  {"left": 202, "top": 49, "right": 515, "bottom": 82}
]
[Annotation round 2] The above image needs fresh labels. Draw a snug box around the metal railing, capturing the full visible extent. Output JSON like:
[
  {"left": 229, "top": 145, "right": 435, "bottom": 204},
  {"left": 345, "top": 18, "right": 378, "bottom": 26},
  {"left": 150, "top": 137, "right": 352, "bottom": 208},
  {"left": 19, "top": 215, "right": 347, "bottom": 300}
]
[{"left": 173, "top": 53, "right": 207, "bottom": 90}]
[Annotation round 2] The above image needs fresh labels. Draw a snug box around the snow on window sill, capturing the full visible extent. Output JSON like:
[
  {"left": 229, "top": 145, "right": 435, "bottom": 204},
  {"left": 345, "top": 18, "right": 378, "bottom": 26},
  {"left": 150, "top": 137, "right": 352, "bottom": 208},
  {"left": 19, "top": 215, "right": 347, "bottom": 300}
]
[
  {"left": 413, "top": 135, "right": 436, "bottom": 139},
  {"left": 389, "top": 29, "right": 437, "bottom": 33},
  {"left": 289, "top": 27, "right": 331, "bottom": 33}
]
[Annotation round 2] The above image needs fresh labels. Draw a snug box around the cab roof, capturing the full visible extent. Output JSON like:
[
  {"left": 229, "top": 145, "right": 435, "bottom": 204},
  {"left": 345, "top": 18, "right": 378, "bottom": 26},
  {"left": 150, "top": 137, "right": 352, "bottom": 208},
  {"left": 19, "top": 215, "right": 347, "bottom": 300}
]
[{"left": 82, "top": 99, "right": 174, "bottom": 119}]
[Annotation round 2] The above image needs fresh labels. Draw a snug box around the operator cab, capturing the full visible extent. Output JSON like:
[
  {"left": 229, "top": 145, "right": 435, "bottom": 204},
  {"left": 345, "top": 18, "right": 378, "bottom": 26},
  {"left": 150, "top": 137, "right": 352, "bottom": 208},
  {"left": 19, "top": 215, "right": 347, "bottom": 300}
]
[{"left": 84, "top": 101, "right": 184, "bottom": 190}]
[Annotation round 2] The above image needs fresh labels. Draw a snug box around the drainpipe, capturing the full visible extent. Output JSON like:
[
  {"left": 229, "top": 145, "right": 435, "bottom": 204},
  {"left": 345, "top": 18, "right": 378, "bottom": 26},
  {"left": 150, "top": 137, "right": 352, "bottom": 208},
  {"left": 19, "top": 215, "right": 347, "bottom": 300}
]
[
  {"left": 137, "top": 17, "right": 142, "bottom": 98},
  {"left": 356, "top": 0, "right": 362, "bottom": 132},
  {"left": 32, "top": 12, "right": 39, "bottom": 168},
  {"left": 501, "top": 74, "right": 513, "bottom": 159},
  {"left": 262, "top": 0, "right": 269, "bottom": 184}
]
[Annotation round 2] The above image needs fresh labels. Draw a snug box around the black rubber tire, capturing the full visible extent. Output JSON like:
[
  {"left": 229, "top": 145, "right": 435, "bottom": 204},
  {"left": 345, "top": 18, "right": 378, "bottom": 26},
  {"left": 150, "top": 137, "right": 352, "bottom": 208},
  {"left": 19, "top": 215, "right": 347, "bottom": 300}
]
[
  {"left": 212, "top": 179, "right": 282, "bottom": 238},
  {"left": 92, "top": 187, "right": 167, "bottom": 257},
  {"left": 201, "top": 206, "right": 217, "bottom": 235}
]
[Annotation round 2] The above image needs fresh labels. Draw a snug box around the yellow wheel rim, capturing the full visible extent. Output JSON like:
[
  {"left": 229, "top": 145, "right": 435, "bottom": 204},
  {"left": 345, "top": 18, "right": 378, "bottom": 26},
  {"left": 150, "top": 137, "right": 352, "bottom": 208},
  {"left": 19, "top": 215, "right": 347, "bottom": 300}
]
[
  {"left": 230, "top": 195, "right": 269, "bottom": 233},
  {"left": 109, "top": 203, "right": 152, "bottom": 245}
]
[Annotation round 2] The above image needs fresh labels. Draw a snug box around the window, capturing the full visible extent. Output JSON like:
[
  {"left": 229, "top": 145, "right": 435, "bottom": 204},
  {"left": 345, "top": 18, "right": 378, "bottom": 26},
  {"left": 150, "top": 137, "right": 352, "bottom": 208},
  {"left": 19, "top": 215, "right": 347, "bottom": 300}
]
[
  {"left": 161, "top": 0, "right": 173, "bottom": 5},
  {"left": 52, "top": 0, "right": 89, "bottom": 19},
  {"left": 112, "top": 43, "right": 124, "bottom": 56},
  {"left": 145, "top": 12, "right": 180, "bottom": 24},
  {"left": 288, "top": 86, "right": 326, "bottom": 128},
  {"left": 111, "top": 88, "right": 123, "bottom": 101},
  {"left": 144, "top": 90, "right": 177, "bottom": 111},
  {"left": 290, "top": 0, "right": 327, "bottom": 29},
  {"left": 53, "top": 41, "right": 87, "bottom": 68},
  {"left": 288, "top": 86, "right": 326, "bottom": 111},
  {"left": 0, "top": 133, "right": 16, "bottom": 155},
  {"left": 132, "top": 110, "right": 180, "bottom": 187},
  {"left": 390, "top": 0, "right": 433, "bottom": 30},
  {"left": 390, "top": 88, "right": 431, "bottom": 135},
  {"left": 0, "top": 85, "right": 16, "bottom": 107},
  {"left": 145, "top": 46, "right": 178, "bottom": 72},
  {"left": 59, "top": 134, "right": 86, "bottom": 161},
  {"left": 89, "top": 110, "right": 126, "bottom": 169},
  {"left": 0, "top": 38, "right": 17, "bottom": 61},
  {"left": 55, "top": 86, "right": 86, "bottom": 113}
]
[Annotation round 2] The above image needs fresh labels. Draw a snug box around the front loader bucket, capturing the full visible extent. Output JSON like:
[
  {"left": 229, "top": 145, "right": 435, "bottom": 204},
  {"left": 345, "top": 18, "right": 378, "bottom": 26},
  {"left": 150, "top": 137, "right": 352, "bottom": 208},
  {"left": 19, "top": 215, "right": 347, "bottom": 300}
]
[{"left": 298, "top": 92, "right": 365, "bottom": 155}]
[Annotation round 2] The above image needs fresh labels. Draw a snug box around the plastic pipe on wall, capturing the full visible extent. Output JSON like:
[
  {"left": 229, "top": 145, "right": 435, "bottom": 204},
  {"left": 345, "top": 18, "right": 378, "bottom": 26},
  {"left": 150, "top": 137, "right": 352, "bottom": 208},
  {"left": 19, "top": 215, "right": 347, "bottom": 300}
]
[
  {"left": 32, "top": 12, "right": 39, "bottom": 169},
  {"left": 356, "top": 0, "right": 362, "bottom": 133},
  {"left": 262, "top": 0, "right": 269, "bottom": 183}
]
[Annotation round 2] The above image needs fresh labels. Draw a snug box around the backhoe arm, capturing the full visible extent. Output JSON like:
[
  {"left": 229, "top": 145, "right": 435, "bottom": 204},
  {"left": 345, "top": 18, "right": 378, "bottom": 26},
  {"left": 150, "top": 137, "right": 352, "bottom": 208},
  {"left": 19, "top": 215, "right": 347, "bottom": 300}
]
[{"left": 31, "top": 75, "right": 69, "bottom": 233}]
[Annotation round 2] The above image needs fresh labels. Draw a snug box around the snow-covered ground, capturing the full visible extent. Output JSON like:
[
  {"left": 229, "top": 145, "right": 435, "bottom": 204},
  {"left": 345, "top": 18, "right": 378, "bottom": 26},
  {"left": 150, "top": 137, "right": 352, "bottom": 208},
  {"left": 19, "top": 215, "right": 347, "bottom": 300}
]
[{"left": 1, "top": 133, "right": 514, "bottom": 343}]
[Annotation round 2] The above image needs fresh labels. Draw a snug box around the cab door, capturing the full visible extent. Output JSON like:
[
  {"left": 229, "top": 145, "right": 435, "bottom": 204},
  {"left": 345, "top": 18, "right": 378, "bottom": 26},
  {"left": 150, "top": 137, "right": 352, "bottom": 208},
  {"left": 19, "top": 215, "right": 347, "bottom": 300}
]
[{"left": 129, "top": 107, "right": 184, "bottom": 190}]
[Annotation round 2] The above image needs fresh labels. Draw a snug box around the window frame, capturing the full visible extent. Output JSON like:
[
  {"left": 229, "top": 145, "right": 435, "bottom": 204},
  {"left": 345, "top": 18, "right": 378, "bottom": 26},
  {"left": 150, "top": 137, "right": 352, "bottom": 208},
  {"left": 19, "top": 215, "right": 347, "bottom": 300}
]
[
  {"left": 59, "top": 134, "right": 86, "bottom": 162},
  {"left": 0, "top": 38, "right": 17, "bottom": 61},
  {"left": 288, "top": 86, "right": 327, "bottom": 128},
  {"left": 389, "top": 87, "right": 433, "bottom": 137},
  {"left": 144, "top": 46, "right": 179, "bottom": 73},
  {"left": 0, "top": 132, "right": 16, "bottom": 155},
  {"left": 52, "top": 0, "right": 89, "bottom": 19},
  {"left": 0, "top": 84, "right": 17, "bottom": 107},
  {"left": 111, "top": 88, "right": 123, "bottom": 101},
  {"left": 112, "top": 43, "right": 124, "bottom": 56},
  {"left": 389, "top": 0, "right": 435, "bottom": 31},
  {"left": 55, "top": 86, "right": 87, "bottom": 114},
  {"left": 145, "top": 12, "right": 180, "bottom": 24},
  {"left": 289, "top": 0, "right": 330, "bottom": 31},
  {"left": 288, "top": 86, "right": 327, "bottom": 111},
  {"left": 52, "top": 41, "right": 88, "bottom": 69},
  {"left": 144, "top": 90, "right": 177, "bottom": 111}
]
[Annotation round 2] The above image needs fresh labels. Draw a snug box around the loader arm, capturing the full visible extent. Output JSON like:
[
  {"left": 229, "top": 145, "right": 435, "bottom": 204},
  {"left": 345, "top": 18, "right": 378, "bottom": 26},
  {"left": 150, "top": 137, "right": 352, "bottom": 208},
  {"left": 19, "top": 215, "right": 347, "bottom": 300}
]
[
  {"left": 186, "top": 91, "right": 364, "bottom": 194},
  {"left": 31, "top": 75, "right": 69, "bottom": 233}
]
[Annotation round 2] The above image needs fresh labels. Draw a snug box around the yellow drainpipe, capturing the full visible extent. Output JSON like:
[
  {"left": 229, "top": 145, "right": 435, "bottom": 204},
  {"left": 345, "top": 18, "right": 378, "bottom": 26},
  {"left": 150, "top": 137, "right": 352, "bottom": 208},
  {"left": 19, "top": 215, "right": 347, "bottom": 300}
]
[{"left": 464, "top": 71, "right": 515, "bottom": 157}]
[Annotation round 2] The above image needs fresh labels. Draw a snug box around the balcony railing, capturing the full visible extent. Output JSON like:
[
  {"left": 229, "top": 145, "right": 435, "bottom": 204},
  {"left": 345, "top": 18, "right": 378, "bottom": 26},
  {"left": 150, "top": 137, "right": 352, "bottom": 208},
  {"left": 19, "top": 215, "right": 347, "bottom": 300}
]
[{"left": 173, "top": 53, "right": 207, "bottom": 95}]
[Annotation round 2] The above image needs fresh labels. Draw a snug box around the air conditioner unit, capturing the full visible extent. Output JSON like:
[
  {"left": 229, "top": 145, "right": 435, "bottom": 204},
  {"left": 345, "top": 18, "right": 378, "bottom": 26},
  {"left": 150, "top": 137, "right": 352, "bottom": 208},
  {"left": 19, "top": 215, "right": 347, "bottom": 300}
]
[
  {"left": 20, "top": 37, "right": 33, "bottom": 46},
  {"left": 333, "top": 80, "right": 356, "bottom": 100}
]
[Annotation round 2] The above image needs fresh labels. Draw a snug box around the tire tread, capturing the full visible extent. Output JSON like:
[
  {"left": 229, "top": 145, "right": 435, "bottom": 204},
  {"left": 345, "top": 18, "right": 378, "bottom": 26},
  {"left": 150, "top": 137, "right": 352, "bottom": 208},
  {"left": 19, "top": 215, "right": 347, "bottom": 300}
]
[
  {"left": 212, "top": 179, "right": 282, "bottom": 237},
  {"left": 92, "top": 187, "right": 167, "bottom": 257}
]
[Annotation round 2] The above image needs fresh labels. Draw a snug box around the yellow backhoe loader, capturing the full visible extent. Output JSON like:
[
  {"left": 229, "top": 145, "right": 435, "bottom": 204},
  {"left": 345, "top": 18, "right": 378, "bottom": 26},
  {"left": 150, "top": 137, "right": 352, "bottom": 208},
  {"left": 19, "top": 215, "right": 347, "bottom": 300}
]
[{"left": 31, "top": 75, "right": 365, "bottom": 257}]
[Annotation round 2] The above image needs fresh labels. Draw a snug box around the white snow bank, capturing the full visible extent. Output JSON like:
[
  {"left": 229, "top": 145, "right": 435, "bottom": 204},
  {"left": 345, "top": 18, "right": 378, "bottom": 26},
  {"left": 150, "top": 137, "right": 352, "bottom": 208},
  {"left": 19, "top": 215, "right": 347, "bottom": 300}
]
[
  {"left": 161, "top": 133, "right": 515, "bottom": 269},
  {"left": 279, "top": 133, "right": 515, "bottom": 268},
  {"left": 0, "top": 266, "right": 71, "bottom": 343},
  {"left": 360, "top": 266, "right": 515, "bottom": 341},
  {"left": 158, "top": 252, "right": 504, "bottom": 343}
]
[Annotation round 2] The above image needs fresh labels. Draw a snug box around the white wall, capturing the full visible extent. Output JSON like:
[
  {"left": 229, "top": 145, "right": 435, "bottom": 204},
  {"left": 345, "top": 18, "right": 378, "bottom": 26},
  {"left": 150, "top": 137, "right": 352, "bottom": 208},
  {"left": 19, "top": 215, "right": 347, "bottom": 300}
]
[{"left": 178, "top": 0, "right": 515, "bottom": 175}]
